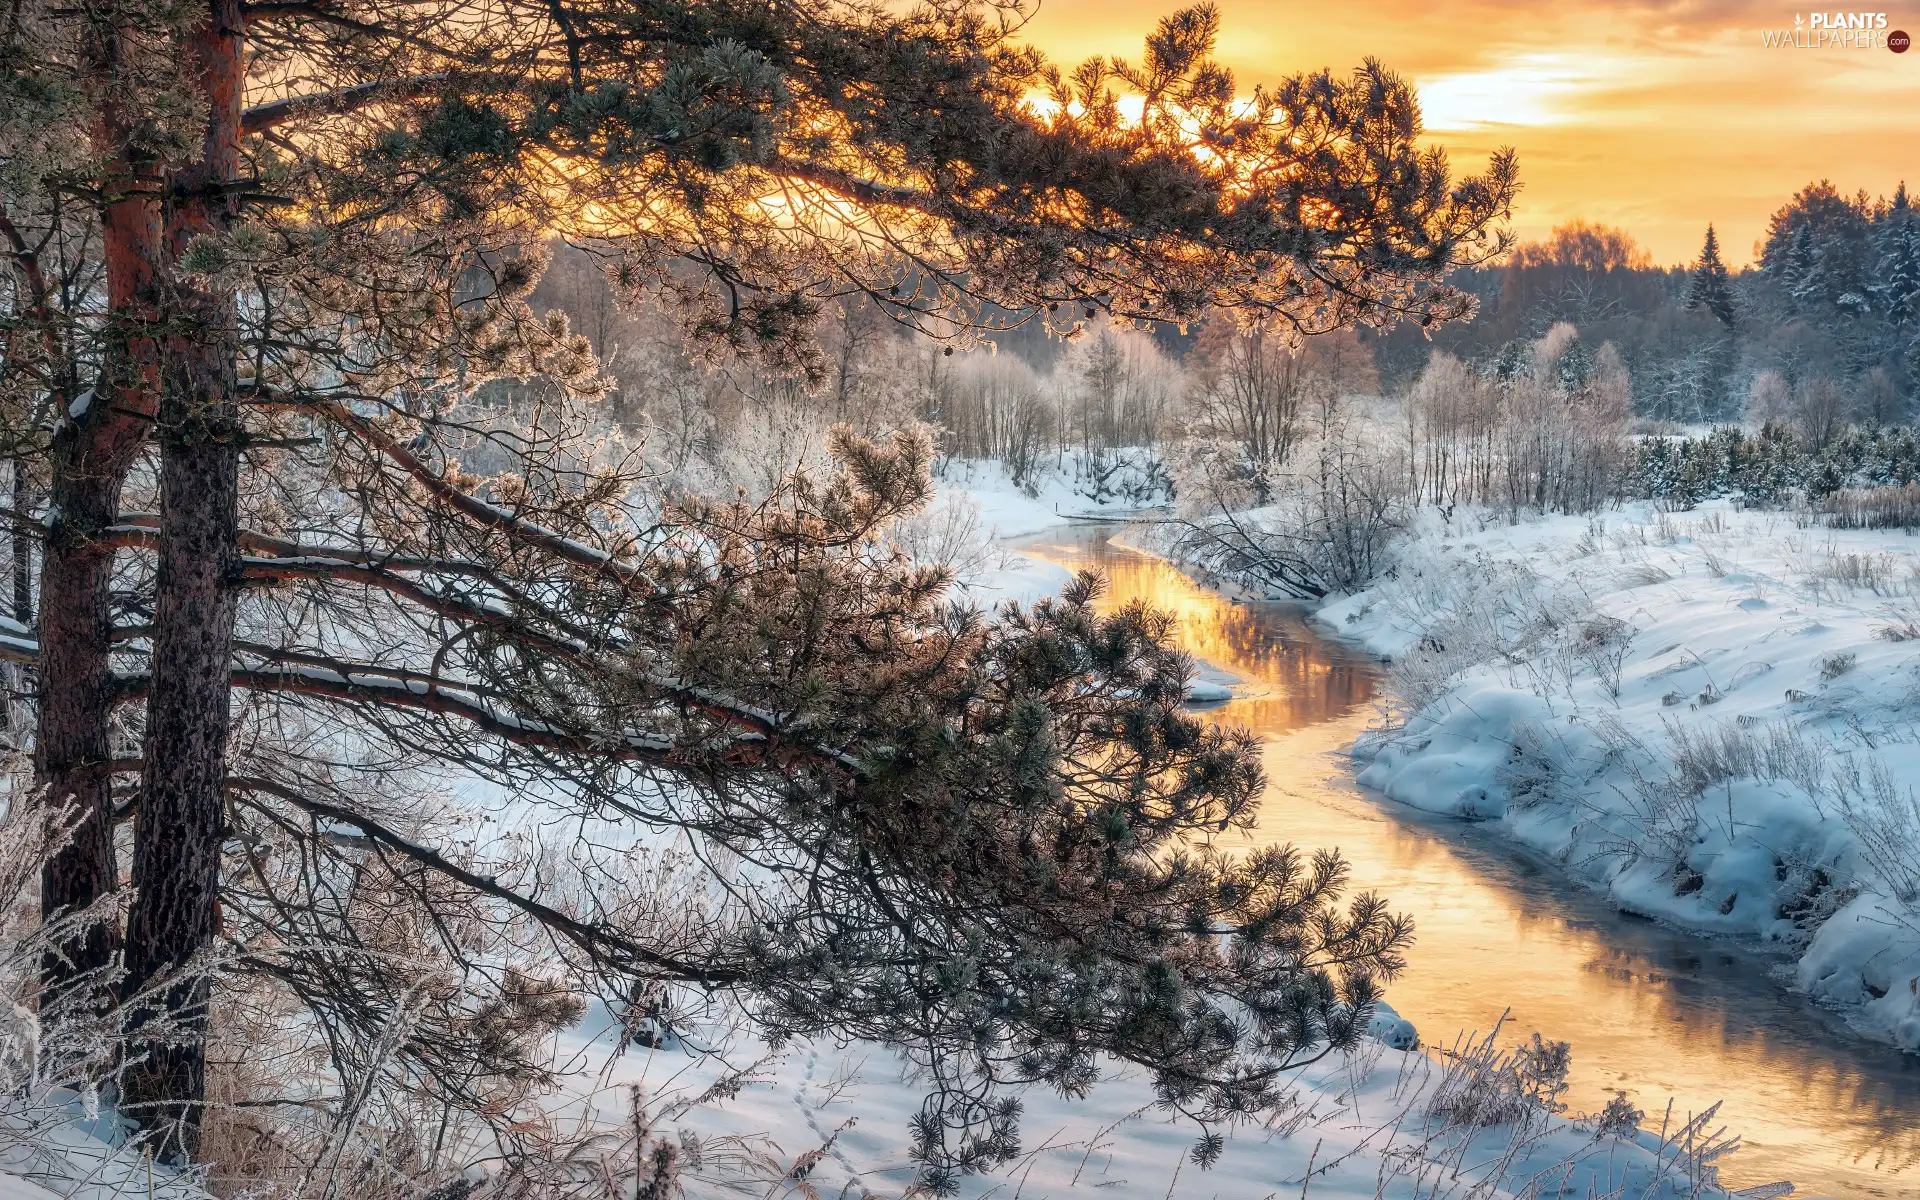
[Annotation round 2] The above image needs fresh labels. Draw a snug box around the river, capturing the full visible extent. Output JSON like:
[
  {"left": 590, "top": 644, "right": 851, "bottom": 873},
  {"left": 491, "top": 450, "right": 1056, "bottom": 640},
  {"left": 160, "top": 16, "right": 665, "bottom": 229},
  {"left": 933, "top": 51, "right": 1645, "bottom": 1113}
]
[{"left": 1012, "top": 523, "right": 1920, "bottom": 1200}]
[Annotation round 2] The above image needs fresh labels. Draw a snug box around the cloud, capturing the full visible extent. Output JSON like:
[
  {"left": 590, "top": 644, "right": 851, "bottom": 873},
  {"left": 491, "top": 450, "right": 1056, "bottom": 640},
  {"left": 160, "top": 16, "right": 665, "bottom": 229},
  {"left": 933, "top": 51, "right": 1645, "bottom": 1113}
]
[{"left": 1416, "top": 51, "right": 1658, "bottom": 131}]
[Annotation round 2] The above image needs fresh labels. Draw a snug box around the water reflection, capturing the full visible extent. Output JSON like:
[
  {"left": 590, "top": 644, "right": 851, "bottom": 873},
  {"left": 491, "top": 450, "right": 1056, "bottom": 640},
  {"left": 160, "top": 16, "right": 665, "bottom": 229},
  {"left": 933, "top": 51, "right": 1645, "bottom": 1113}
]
[
  {"left": 1014, "top": 526, "right": 1920, "bottom": 1200},
  {"left": 1021, "top": 533, "right": 1378, "bottom": 729}
]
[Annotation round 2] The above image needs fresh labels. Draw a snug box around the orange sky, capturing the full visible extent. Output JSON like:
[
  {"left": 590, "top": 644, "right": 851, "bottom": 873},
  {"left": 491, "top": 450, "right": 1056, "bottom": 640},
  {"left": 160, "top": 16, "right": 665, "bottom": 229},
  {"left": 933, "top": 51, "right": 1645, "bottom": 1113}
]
[{"left": 1017, "top": 1, "right": 1920, "bottom": 265}]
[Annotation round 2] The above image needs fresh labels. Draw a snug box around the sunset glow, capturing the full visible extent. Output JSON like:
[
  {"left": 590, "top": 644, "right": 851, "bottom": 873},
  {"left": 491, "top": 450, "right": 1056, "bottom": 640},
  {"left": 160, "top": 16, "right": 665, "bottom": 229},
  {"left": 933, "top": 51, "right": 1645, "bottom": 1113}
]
[
  {"left": 1415, "top": 51, "right": 1650, "bottom": 132},
  {"left": 1018, "top": 0, "right": 1920, "bottom": 264}
]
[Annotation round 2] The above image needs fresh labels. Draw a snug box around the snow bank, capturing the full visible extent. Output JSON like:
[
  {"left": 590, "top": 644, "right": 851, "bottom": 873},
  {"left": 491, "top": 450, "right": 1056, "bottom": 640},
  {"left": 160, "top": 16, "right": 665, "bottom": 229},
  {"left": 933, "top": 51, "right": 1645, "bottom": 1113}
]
[
  {"left": 597, "top": 1016, "right": 1753, "bottom": 1200},
  {"left": 952, "top": 549, "right": 1075, "bottom": 610},
  {"left": 1182, "top": 676, "right": 1234, "bottom": 705},
  {"left": 932, "top": 455, "right": 1167, "bottom": 540},
  {"left": 1323, "top": 500, "right": 1920, "bottom": 1051}
]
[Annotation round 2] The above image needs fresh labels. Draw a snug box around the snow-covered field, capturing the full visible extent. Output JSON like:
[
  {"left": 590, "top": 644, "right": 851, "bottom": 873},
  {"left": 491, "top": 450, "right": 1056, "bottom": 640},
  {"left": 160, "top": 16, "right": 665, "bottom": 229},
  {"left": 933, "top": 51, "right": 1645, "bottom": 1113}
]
[{"left": 1319, "top": 501, "right": 1920, "bottom": 1053}]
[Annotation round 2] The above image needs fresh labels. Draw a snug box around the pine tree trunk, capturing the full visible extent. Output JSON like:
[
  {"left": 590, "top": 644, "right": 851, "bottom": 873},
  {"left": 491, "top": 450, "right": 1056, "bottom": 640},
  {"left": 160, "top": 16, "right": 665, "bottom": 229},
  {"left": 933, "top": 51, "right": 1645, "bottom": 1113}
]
[
  {"left": 10, "top": 462, "right": 29, "bottom": 629},
  {"left": 120, "top": 328, "right": 239, "bottom": 1156},
  {"left": 36, "top": 106, "right": 162, "bottom": 992},
  {"left": 36, "top": 466, "right": 130, "bottom": 984},
  {"left": 120, "top": 0, "right": 243, "bottom": 1157}
]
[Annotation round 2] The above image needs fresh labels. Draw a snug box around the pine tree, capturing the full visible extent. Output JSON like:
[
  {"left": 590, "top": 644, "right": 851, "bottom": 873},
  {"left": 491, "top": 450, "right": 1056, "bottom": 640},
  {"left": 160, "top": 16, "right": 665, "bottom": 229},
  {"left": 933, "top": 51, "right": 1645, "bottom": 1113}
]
[
  {"left": 3, "top": 0, "right": 1516, "bottom": 1169},
  {"left": 1555, "top": 332, "right": 1594, "bottom": 391},
  {"left": 1686, "top": 224, "right": 1738, "bottom": 326}
]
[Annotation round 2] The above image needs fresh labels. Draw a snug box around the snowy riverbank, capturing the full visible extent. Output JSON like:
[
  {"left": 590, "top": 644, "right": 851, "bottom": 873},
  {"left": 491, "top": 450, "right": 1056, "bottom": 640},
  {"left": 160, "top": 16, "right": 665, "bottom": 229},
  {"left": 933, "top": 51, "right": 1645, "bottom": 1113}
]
[
  {"left": 590, "top": 1007, "right": 1752, "bottom": 1200},
  {"left": 928, "top": 456, "right": 1167, "bottom": 609},
  {"left": 1302, "top": 500, "right": 1920, "bottom": 1054},
  {"left": 557, "top": 501, "right": 1769, "bottom": 1200}
]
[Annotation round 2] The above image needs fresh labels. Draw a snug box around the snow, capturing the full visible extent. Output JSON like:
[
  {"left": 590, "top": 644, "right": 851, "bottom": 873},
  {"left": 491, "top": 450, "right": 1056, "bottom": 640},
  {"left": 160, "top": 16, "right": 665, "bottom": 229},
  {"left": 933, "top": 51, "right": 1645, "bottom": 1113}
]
[
  {"left": 932, "top": 456, "right": 1166, "bottom": 541},
  {"left": 1182, "top": 676, "right": 1235, "bottom": 705},
  {"left": 932, "top": 458, "right": 1156, "bottom": 612},
  {"left": 1317, "top": 500, "right": 1920, "bottom": 1052},
  {"left": 956, "top": 550, "right": 1077, "bottom": 610},
  {"left": 583, "top": 1014, "right": 1751, "bottom": 1200},
  {"left": 0, "top": 1093, "right": 199, "bottom": 1200}
]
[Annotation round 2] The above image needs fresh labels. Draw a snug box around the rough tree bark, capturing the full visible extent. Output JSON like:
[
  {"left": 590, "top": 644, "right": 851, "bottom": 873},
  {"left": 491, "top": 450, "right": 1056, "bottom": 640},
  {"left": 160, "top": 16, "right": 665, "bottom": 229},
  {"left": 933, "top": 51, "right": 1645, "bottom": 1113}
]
[
  {"left": 37, "top": 465, "right": 135, "bottom": 982},
  {"left": 120, "top": 0, "right": 243, "bottom": 1156},
  {"left": 37, "top": 30, "right": 163, "bottom": 989}
]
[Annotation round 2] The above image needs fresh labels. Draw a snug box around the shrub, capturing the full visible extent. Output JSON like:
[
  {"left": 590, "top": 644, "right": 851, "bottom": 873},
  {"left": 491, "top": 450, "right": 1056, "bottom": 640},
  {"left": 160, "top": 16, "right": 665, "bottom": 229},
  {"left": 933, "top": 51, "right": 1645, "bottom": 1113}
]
[
  {"left": 1819, "top": 483, "right": 1920, "bottom": 531},
  {"left": 1426, "top": 1016, "right": 1571, "bottom": 1131}
]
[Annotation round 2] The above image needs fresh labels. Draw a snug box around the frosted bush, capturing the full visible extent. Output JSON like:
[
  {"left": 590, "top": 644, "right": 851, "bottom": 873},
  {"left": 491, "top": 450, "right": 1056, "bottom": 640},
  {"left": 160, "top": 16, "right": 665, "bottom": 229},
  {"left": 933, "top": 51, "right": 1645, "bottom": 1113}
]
[
  {"left": 1375, "top": 553, "right": 1600, "bottom": 718},
  {"left": 887, "top": 492, "right": 1007, "bottom": 582},
  {"left": 1425, "top": 1017, "right": 1570, "bottom": 1132},
  {"left": 1836, "top": 758, "right": 1920, "bottom": 907},
  {"left": 1591, "top": 1092, "right": 1644, "bottom": 1141}
]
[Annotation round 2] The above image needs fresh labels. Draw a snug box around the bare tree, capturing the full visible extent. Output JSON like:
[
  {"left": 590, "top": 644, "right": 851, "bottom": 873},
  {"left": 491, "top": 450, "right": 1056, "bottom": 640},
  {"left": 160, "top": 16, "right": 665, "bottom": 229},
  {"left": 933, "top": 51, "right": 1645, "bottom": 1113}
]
[{"left": 1187, "top": 320, "right": 1316, "bottom": 492}]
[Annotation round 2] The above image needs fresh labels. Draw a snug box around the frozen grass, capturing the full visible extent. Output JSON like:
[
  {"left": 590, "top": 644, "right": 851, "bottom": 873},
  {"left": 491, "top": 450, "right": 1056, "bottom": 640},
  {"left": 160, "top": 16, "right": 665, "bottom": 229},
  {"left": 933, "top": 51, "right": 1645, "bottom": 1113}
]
[{"left": 1816, "top": 483, "right": 1920, "bottom": 531}]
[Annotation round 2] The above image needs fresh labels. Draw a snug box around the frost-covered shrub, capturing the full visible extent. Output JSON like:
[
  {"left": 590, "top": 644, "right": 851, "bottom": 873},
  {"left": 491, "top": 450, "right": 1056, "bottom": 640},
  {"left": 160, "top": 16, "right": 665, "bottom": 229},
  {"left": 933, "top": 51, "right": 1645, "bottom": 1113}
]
[
  {"left": 1069, "top": 447, "right": 1173, "bottom": 507},
  {"left": 1590, "top": 1091, "right": 1644, "bottom": 1141},
  {"left": 1374, "top": 553, "right": 1596, "bottom": 718},
  {"left": 886, "top": 492, "right": 1007, "bottom": 583},
  {"left": 0, "top": 785, "right": 204, "bottom": 1196},
  {"left": 1836, "top": 758, "right": 1920, "bottom": 907},
  {"left": 1426, "top": 1020, "right": 1571, "bottom": 1131},
  {"left": 1662, "top": 717, "right": 1827, "bottom": 802},
  {"left": 1501, "top": 720, "right": 1565, "bottom": 812},
  {"left": 1818, "top": 651, "right": 1858, "bottom": 681},
  {"left": 1574, "top": 615, "right": 1634, "bottom": 701},
  {"left": 1165, "top": 437, "right": 1407, "bottom": 599},
  {"left": 1803, "top": 550, "right": 1906, "bottom": 597}
]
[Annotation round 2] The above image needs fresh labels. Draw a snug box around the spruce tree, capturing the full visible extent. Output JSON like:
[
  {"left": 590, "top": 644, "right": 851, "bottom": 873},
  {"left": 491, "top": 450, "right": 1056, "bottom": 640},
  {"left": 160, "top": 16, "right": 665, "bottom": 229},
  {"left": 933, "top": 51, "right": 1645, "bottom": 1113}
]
[
  {"left": 1876, "top": 184, "right": 1920, "bottom": 328},
  {"left": 1761, "top": 180, "right": 1875, "bottom": 317},
  {"left": 1685, "top": 224, "right": 1738, "bottom": 326}
]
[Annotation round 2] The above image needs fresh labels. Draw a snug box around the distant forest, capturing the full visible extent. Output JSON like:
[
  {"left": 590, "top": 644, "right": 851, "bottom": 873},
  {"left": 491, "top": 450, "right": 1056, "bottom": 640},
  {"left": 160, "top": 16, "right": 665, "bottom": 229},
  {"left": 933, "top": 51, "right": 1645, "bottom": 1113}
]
[
  {"left": 1367, "top": 181, "right": 1920, "bottom": 425},
  {"left": 523, "top": 177, "right": 1920, "bottom": 518}
]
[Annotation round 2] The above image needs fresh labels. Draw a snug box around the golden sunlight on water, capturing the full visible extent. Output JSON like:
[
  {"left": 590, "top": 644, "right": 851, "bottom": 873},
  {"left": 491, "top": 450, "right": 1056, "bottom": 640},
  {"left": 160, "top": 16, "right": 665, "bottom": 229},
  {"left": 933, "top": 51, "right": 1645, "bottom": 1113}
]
[{"left": 1014, "top": 525, "right": 1920, "bottom": 1200}]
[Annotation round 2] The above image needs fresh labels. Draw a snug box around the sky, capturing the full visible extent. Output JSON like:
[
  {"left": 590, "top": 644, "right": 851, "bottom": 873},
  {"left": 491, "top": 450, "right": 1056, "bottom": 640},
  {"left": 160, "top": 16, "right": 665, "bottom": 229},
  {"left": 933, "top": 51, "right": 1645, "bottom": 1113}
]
[{"left": 1015, "top": 1, "right": 1920, "bottom": 265}]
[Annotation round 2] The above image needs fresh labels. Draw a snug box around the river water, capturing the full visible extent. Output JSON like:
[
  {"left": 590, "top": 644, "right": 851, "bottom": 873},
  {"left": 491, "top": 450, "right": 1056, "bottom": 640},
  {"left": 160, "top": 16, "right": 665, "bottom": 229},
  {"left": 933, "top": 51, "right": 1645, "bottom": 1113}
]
[{"left": 1013, "top": 524, "right": 1920, "bottom": 1200}]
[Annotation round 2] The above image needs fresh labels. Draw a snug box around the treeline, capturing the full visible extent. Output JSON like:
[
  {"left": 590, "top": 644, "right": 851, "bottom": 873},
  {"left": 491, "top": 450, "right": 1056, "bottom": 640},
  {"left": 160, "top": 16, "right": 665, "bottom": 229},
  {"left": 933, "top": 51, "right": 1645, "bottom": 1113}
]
[
  {"left": 540, "top": 227, "right": 1920, "bottom": 539},
  {"left": 1371, "top": 183, "right": 1920, "bottom": 426},
  {"left": 541, "top": 180, "right": 1920, "bottom": 521},
  {"left": 530, "top": 236, "right": 1920, "bottom": 628},
  {"left": 532, "top": 242, "right": 1366, "bottom": 500},
  {"left": 1625, "top": 423, "right": 1920, "bottom": 507}
]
